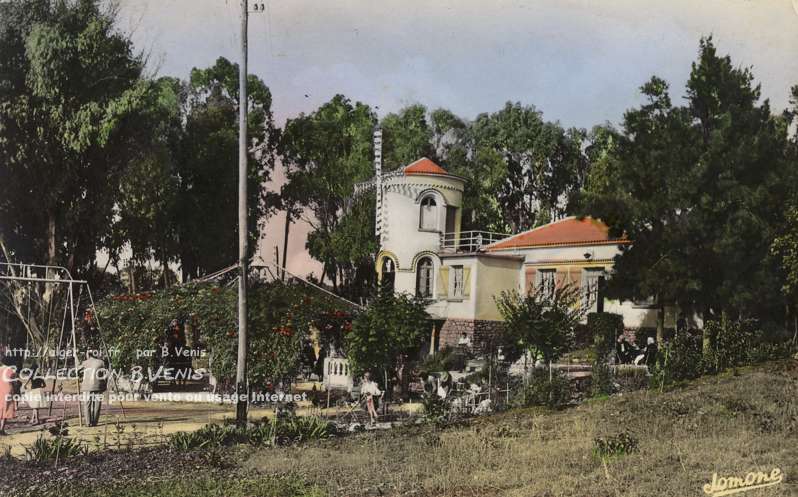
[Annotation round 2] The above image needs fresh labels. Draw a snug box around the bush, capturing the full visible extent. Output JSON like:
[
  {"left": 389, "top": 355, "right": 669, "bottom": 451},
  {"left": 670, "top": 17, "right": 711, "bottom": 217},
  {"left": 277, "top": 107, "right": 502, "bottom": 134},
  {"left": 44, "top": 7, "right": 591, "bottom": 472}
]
[
  {"left": 25, "top": 435, "right": 88, "bottom": 462},
  {"left": 418, "top": 347, "right": 467, "bottom": 376},
  {"left": 749, "top": 340, "right": 796, "bottom": 363},
  {"left": 591, "top": 360, "right": 614, "bottom": 396},
  {"left": 659, "top": 332, "right": 704, "bottom": 383},
  {"left": 421, "top": 392, "right": 449, "bottom": 425},
  {"left": 588, "top": 313, "right": 623, "bottom": 357},
  {"left": 496, "top": 285, "right": 585, "bottom": 365},
  {"left": 593, "top": 431, "right": 639, "bottom": 458},
  {"left": 703, "top": 317, "right": 757, "bottom": 373},
  {"left": 514, "top": 368, "right": 571, "bottom": 409},
  {"left": 278, "top": 415, "right": 336, "bottom": 443},
  {"left": 613, "top": 366, "right": 649, "bottom": 391},
  {"left": 167, "top": 416, "right": 335, "bottom": 451},
  {"left": 572, "top": 323, "right": 592, "bottom": 350},
  {"left": 588, "top": 313, "right": 622, "bottom": 397}
]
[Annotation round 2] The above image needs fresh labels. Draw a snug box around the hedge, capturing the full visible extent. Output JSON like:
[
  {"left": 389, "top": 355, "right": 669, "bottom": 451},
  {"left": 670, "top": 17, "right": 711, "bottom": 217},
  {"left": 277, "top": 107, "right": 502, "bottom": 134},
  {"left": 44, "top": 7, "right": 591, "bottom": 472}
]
[
  {"left": 588, "top": 312, "right": 623, "bottom": 357},
  {"left": 588, "top": 312, "right": 623, "bottom": 396}
]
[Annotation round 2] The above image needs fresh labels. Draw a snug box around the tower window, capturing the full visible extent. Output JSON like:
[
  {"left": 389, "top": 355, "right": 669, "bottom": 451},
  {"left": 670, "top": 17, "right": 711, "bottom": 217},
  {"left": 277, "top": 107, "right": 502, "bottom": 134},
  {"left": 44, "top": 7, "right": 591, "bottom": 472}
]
[
  {"left": 381, "top": 257, "right": 396, "bottom": 294},
  {"left": 416, "top": 257, "right": 434, "bottom": 298},
  {"left": 419, "top": 196, "right": 438, "bottom": 230}
]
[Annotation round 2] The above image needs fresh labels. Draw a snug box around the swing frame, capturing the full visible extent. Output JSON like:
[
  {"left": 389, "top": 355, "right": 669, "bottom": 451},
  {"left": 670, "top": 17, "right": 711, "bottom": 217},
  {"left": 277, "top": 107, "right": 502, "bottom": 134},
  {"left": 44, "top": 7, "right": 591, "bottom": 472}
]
[{"left": 0, "top": 262, "right": 125, "bottom": 427}]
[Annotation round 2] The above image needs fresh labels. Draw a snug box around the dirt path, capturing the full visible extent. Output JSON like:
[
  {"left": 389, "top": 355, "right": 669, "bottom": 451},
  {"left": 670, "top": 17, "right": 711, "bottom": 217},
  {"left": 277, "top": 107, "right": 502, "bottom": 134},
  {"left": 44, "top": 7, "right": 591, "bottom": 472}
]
[{"left": 0, "top": 396, "right": 422, "bottom": 457}]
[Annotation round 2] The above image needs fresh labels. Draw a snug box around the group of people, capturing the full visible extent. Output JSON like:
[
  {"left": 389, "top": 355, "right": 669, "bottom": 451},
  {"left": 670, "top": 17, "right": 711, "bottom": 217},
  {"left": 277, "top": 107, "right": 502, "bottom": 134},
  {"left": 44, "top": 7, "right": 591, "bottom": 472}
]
[
  {"left": 616, "top": 335, "right": 658, "bottom": 370},
  {"left": 615, "top": 315, "right": 695, "bottom": 371},
  {"left": 0, "top": 356, "right": 48, "bottom": 434},
  {"left": 0, "top": 350, "right": 108, "bottom": 434}
]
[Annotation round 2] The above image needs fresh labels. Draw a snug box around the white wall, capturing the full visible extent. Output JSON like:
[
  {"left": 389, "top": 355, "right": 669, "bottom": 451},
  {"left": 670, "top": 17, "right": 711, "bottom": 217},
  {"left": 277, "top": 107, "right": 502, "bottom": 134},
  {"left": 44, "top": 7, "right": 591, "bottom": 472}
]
[{"left": 377, "top": 173, "right": 464, "bottom": 301}]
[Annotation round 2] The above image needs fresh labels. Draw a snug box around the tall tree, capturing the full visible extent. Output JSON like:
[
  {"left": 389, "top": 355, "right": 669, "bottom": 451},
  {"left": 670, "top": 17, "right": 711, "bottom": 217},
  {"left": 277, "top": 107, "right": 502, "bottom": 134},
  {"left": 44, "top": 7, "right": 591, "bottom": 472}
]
[
  {"left": 381, "top": 104, "right": 435, "bottom": 170},
  {"left": 111, "top": 77, "right": 184, "bottom": 287},
  {"left": 280, "top": 95, "right": 376, "bottom": 293},
  {"left": 770, "top": 84, "right": 798, "bottom": 333},
  {"left": 0, "top": 0, "right": 150, "bottom": 274},
  {"left": 174, "top": 57, "right": 279, "bottom": 279},
  {"left": 580, "top": 37, "right": 794, "bottom": 331},
  {"left": 449, "top": 103, "right": 588, "bottom": 233}
]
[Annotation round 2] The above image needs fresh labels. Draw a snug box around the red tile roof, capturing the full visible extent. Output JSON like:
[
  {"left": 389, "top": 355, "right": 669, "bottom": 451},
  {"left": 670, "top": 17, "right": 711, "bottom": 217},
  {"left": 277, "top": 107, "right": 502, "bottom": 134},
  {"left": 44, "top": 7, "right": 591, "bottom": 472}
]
[
  {"left": 404, "top": 158, "right": 449, "bottom": 176},
  {"left": 486, "top": 217, "right": 630, "bottom": 251}
]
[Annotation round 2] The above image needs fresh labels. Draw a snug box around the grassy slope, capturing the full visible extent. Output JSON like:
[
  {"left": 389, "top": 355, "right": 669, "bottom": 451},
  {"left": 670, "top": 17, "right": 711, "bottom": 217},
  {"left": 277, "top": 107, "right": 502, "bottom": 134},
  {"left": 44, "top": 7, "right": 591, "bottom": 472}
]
[
  {"left": 3, "top": 360, "right": 796, "bottom": 497},
  {"left": 246, "top": 360, "right": 797, "bottom": 497}
]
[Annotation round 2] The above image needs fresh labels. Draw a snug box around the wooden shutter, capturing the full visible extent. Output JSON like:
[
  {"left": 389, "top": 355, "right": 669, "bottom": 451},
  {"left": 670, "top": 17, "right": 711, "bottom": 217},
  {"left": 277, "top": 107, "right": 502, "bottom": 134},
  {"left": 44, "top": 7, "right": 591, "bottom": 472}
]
[
  {"left": 524, "top": 267, "right": 537, "bottom": 294},
  {"left": 437, "top": 267, "right": 449, "bottom": 297},
  {"left": 570, "top": 267, "right": 582, "bottom": 292},
  {"left": 555, "top": 270, "right": 567, "bottom": 289},
  {"left": 463, "top": 267, "right": 472, "bottom": 298},
  {"left": 571, "top": 267, "right": 584, "bottom": 307}
]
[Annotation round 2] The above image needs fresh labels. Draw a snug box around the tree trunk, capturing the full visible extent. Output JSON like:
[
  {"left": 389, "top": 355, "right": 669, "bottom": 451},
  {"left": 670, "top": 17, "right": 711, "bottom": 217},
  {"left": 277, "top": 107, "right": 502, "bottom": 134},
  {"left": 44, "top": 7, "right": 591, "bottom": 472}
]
[
  {"left": 702, "top": 305, "right": 713, "bottom": 359},
  {"left": 47, "top": 211, "right": 56, "bottom": 266},
  {"left": 656, "top": 303, "right": 665, "bottom": 344},
  {"left": 128, "top": 264, "right": 136, "bottom": 294},
  {"left": 281, "top": 211, "right": 291, "bottom": 281}
]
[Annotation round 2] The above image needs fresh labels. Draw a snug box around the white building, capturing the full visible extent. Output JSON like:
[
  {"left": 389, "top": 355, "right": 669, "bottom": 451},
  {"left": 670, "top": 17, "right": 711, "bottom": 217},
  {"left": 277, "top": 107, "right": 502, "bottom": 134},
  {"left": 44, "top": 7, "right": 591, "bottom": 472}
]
[{"left": 371, "top": 157, "right": 675, "bottom": 352}]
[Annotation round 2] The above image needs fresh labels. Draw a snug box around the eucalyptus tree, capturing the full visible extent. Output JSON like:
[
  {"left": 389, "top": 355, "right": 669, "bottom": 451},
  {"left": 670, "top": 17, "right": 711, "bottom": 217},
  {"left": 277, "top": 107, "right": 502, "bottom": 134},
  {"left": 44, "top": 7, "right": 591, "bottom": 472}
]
[{"left": 0, "top": 0, "right": 150, "bottom": 273}]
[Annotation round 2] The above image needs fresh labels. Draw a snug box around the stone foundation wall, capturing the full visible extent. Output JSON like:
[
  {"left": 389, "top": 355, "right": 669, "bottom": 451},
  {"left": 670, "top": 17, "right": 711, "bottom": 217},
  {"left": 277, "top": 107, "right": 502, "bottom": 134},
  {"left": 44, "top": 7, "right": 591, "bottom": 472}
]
[{"left": 439, "top": 318, "right": 505, "bottom": 353}]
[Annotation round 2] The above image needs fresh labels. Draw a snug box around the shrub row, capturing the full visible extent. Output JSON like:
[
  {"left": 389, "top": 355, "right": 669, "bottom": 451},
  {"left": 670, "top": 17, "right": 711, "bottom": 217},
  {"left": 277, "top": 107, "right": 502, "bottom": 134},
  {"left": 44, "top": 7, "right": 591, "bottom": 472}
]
[{"left": 167, "top": 416, "right": 335, "bottom": 451}]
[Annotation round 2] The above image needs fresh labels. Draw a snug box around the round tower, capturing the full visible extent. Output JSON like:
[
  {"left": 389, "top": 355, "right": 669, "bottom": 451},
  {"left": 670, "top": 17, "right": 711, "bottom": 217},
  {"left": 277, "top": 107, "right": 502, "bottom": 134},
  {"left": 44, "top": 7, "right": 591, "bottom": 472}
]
[{"left": 376, "top": 158, "right": 465, "bottom": 299}]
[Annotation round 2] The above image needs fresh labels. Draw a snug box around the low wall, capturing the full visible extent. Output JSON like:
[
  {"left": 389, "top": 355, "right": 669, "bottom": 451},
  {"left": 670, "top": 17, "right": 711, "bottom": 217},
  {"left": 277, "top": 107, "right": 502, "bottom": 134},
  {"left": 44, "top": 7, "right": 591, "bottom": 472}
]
[{"left": 439, "top": 318, "right": 504, "bottom": 352}]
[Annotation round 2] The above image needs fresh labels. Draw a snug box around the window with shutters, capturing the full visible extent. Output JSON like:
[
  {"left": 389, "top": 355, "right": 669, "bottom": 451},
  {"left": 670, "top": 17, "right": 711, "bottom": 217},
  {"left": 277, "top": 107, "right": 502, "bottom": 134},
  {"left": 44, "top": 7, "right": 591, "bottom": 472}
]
[
  {"left": 419, "top": 196, "right": 438, "bottom": 231},
  {"left": 416, "top": 257, "right": 434, "bottom": 298},
  {"left": 582, "top": 267, "right": 604, "bottom": 310},
  {"left": 536, "top": 269, "right": 556, "bottom": 298},
  {"left": 451, "top": 265, "right": 465, "bottom": 298}
]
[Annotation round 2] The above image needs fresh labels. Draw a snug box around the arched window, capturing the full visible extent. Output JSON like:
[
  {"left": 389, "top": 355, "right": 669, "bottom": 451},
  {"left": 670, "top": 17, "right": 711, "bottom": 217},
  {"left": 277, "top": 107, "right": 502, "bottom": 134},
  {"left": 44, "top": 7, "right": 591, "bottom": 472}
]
[
  {"left": 416, "top": 257, "right": 434, "bottom": 298},
  {"left": 419, "top": 196, "right": 438, "bottom": 230},
  {"left": 380, "top": 257, "right": 396, "bottom": 294}
]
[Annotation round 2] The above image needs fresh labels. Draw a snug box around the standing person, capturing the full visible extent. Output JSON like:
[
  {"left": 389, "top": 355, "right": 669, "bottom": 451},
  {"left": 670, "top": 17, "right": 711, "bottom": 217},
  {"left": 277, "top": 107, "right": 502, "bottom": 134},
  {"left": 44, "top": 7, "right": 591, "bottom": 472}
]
[
  {"left": 0, "top": 355, "right": 17, "bottom": 435},
  {"left": 79, "top": 351, "right": 107, "bottom": 427},
  {"left": 314, "top": 346, "right": 327, "bottom": 381},
  {"left": 26, "top": 377, "right": 46, "bottom": 425},
  {"left": 643, "top": 337, "right": 659, "bottom": 374},
  {"left": 360, "top": 372, "right": 382, "bottom": 425}
]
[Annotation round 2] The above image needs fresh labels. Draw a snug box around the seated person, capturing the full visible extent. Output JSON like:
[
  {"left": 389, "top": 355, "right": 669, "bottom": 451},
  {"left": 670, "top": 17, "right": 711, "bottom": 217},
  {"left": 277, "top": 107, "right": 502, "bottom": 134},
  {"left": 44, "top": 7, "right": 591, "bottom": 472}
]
[{"left": 615, "top": 335, "right": 636, "bottom": 364}]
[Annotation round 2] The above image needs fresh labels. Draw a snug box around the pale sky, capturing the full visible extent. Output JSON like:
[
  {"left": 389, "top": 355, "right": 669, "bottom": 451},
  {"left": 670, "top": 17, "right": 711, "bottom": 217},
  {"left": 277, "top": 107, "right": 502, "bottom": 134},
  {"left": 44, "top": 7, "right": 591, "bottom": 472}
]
[{"left": 117, "top": 0, "right": 798, "bottom": 278}]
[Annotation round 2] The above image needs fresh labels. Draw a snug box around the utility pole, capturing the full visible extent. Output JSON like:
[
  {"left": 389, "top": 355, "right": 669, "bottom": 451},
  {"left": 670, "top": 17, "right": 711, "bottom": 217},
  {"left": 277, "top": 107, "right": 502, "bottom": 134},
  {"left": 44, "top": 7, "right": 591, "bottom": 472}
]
[{"left": 235, "top": 0, "right": 250, "bottom": 426}]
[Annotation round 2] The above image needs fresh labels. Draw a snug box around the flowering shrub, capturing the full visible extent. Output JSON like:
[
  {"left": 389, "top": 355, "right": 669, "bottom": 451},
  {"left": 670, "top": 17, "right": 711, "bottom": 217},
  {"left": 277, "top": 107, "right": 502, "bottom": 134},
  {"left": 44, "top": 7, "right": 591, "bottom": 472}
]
[{"left": 97, "top": 281, "right": 353, "bottom": 389}]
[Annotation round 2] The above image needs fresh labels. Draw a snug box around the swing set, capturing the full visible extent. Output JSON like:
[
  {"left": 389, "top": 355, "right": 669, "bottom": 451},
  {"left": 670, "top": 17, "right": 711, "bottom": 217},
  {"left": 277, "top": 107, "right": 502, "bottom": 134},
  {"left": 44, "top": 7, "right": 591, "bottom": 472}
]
[{"left": 0, "top": 262, "right": 125, "bottom": 427}]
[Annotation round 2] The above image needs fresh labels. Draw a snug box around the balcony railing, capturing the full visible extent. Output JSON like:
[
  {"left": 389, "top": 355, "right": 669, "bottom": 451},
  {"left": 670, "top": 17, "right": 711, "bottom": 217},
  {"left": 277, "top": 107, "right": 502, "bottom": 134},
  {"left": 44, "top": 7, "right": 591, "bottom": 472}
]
[{"left": 440, "top": 231, "right": 510, "bottom": 253}]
